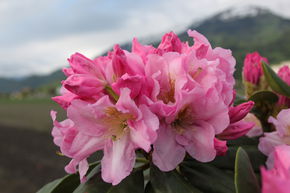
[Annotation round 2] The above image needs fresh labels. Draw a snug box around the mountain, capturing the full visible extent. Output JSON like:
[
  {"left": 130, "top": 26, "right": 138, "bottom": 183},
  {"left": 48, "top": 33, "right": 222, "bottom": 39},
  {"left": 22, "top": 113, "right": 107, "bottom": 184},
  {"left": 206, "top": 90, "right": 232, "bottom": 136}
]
[
  {"left": 1, "top": 6, "right": 290, "bottom": 93},
  {"left": 179, "top": 6, "right": 290, "bottom": 78},
  {"left": 0, "top": 70, "right": 64, "bottom": 94},
  {"left": 119, "top": 6, "right": 290, "bottom": 79}
]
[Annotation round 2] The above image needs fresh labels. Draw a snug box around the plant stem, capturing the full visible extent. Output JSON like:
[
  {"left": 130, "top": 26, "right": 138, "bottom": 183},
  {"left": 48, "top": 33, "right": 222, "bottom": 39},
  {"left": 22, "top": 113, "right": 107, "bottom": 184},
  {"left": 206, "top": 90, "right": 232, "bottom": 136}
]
[
  {"left": 136, "top": 157, "right": 149, "bottom": 163},
  {"left": 104, "top": 85, "right": 119, "bottom": 102}
]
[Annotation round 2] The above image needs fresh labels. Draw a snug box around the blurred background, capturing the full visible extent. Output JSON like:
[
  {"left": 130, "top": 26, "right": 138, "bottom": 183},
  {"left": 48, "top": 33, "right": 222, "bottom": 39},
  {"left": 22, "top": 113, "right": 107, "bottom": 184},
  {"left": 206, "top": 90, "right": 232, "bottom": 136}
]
[{"left": 1, "top": 0, "right": 290, "bottom": 192}]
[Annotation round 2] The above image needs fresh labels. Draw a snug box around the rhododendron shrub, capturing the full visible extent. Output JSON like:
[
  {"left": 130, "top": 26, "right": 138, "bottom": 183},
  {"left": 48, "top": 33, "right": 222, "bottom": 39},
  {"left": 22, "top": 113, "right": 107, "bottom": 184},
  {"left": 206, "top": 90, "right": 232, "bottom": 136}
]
[{"left": 37, "top": 31, "right": 290, "bottom": 193}]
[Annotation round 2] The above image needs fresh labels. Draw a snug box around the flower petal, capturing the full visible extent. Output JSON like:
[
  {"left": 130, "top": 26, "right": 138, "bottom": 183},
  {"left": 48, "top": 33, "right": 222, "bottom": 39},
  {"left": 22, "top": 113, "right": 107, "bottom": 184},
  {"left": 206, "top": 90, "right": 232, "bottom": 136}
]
[
  {"left": 101, "top": 134, "right": 136, "bottom": 185},
  {"left": 152, "top": 124, "right": 185, "bottom": 171},
  {"left": 180, "top": 121, "right": 216, "bottom": 162}
]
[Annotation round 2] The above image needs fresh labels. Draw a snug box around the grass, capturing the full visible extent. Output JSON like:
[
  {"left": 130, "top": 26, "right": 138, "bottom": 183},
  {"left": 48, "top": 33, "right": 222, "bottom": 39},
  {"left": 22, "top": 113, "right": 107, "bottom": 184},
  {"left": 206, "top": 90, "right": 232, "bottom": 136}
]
[{"left": 0, "top": 98, "right": 66, "bottom": 132}]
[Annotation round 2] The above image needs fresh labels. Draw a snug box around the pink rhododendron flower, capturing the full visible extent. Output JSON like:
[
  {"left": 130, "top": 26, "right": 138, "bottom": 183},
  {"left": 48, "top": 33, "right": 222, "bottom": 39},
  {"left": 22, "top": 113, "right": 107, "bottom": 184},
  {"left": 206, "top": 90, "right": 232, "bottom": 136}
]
[
  {"left": 149, "top": 30, "right": 236, "bottom": 171},
  {"left": 51, "top": 29, "right": 248, "bottom": 184},
  {"left": 261, "top": 145, "right": 290, "bottom": 193},
  {"left": 52, "top": 88, "right": 159, "bottom": 185},
  {"left": 259, "top": 109, "right": 290, "bottom": 156},
  {"left": 277, "top": 65, "right": 290, "bottom": 107},
  {"left": 243, "top": 52, "right": 268, "bottom": 85}
]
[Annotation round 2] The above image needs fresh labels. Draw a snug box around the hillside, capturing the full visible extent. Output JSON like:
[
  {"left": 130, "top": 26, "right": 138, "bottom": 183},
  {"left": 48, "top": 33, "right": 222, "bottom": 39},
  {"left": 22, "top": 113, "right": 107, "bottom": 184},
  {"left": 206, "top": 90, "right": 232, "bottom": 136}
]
[
  {"left": 0, "top": 70, "right": 64, "bottom": 94},
  {"left": 182, "top": 6, "right": 290, "bottom": 78}
]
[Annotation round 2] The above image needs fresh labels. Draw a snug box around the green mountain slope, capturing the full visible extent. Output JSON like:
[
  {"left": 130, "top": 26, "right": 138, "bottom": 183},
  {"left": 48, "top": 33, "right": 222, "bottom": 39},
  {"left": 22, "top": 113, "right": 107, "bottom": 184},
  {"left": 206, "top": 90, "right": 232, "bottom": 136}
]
[{"left": 180, "top": 7, "right": 290, "bottom": 78}]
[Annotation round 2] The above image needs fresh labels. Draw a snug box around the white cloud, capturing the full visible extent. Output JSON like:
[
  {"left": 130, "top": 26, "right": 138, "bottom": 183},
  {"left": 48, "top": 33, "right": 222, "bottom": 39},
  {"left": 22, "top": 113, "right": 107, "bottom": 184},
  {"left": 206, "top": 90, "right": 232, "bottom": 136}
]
[{"left": 1, "top": 0, "right": 290, "bottom": 77}]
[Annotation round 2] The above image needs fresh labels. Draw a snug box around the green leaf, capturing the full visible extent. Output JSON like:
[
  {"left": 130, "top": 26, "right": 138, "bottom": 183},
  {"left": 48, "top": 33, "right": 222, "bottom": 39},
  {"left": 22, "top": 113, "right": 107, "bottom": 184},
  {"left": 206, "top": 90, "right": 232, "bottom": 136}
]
[
  {"left": 145, "top": 182, "right": 157, "bottom": 193},
  {"left": 248, "top": 91, "right": 278, "bottom": 105},
  {"left": 36, "top": 173, "right": 80, "bottom": 193},
  {"left": 208, "top": 146, "right": 266, "bottom": 172},
  {"left": 180, "top": 162, "right": 234, "bottom": 193},
  {"left": 73, "top": 166, "right": 144, "bottom": 193},
  {"left": 262, "top": 62, "right": 290, "bottom": 97},
  {"left": 150, "top": 164, "right": 203, "bottom": 193},
  {"left": 37, "top": 162, "right": 100, "bottom": 193},
  {"left": 234, "top": 147, "right": 260, "bottom": 193}
]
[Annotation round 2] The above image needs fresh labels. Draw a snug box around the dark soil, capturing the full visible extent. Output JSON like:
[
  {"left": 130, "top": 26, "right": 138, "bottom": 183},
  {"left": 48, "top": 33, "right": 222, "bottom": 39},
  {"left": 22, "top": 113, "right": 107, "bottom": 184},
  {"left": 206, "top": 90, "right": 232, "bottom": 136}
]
[{"left": 0, "top": 125, "right": 70, "bottom": 193}]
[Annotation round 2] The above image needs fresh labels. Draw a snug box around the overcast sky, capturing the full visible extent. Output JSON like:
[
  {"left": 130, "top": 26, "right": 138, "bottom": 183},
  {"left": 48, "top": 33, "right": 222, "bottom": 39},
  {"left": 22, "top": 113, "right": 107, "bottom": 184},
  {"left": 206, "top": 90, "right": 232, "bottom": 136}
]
[{"left": 1, "top": 0, "right": 290, "bottom": 78}]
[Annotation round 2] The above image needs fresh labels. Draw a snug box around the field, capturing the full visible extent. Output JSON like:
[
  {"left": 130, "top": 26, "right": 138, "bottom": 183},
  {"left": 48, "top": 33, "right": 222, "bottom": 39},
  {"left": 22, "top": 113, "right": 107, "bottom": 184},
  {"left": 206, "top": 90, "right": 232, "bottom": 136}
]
[
  {"left": 0, "top": 98, "right": 66, "bottom": 132},
  {"left": 0, "top": 98, "right": 69, "bottom": 193}
]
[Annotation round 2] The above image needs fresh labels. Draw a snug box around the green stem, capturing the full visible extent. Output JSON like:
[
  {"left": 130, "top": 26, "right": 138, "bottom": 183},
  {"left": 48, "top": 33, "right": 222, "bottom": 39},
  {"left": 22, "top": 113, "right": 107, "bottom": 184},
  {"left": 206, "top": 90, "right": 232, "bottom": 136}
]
[
  {"left": 104, "top": 85, "right": 119, "bottom": 102},
  {"left": 136, "top": 157, "right": 149, "bottom": 163},
  {"left": 135, "top": 163, "right": 150, "bottom": 172}
]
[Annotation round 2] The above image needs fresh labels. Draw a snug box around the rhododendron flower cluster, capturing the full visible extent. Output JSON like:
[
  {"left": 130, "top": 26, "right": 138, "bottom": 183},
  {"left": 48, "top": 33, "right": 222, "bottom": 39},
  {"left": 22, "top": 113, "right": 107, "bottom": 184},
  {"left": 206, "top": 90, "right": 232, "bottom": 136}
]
[{"left": 51, "top": 30, "right": 254, "bottom": 185}]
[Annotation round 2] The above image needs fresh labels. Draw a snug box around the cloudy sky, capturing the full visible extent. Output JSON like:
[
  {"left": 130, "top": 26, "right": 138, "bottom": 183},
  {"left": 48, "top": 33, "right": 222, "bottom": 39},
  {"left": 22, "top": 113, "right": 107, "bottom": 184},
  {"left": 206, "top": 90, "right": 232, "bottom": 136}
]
[{"left": 1, "top": 0, "right": 290, "bottom": 78}]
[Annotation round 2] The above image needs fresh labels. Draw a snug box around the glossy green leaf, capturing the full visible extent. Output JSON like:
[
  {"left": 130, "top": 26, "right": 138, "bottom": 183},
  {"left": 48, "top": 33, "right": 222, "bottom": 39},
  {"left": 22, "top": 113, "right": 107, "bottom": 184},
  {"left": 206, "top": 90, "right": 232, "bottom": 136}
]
[
  {"left": 144, "top": 182, "right": 157, "bottom": 193},
  {"left": 73, "top": 166, "right": 144, "bottom": 193},
  {"left": 234, "top": 147, "right": 260, "bottom": 193},
  {"left": 180, "top": 162, "right": 234, "bottom": 193},
  {"left": 37, "top": 162, "right": 100, "bottom": 193},
  {"left": 248, "top": 90, "right": 278, "bottom": 105},
  {"left": 36, "top": 173, "right": 80, "bottom": 193},
  {"left": 262, "top": 62, "right": 290, "bottom": 97},
  {"left": 208, "top": 145, "right": 266, "bottom": 172},
  {"left": 150, "top": 165, "right": 202, "bottom": 193}
]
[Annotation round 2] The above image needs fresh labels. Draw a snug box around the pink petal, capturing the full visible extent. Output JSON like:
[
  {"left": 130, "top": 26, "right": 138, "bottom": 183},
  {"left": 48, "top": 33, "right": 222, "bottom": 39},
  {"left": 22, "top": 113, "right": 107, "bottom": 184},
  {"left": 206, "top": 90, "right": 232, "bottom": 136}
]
[
  {"left": 152, "top": 124, "right": 185, "bottom": 171},
  {"left": 179, "top": 121, "right": 216, "bottom": 162},
  {"left": 219, "top": 120, "right": 255, "bottom": 140},
  {"left": 214, "top": 138, "right": 228, "bottom": 156},
  {"left": 65, "top": 159, "right": 78, "bottom": 174},
  {"left": 62, "top": 132, "right": 105, "bottom": 160},
  {"left": 101, "top": 134, "right": 136, "bottom": 185},
  {"left": 79, "top": 159, "right": 89, "bottom": 183},
  {"left": 63, "top": 74, "right": 105, "bottom": 99},
  {"left": 275, "top": 109, "right": 290, "bottom": 136},
  {"left": 258, "top": 132, "right": 284, "bottom": 156},
  {"left": 229, "top": 101, "right": 255, "bottom": 123},
  {"left": 129, "top": 104, "right": 159, "bottom": 152},
  {"left": 156, "top": 31, "right": 182, "bottom": 54},
  {"left": 67, "top": 97, "right": 113, "bottom": 136},
  {"left": 112, "top": 74, "right": 144, "bottom": 99},
  {"left": 115, "top": 88, "right": 141, "bottom": 120},
  {"left": 261, "top": 167, "right": 290, "bottom": 193},
  {"left": 68, "top": 52, "right": 104, "bottom": 78}
]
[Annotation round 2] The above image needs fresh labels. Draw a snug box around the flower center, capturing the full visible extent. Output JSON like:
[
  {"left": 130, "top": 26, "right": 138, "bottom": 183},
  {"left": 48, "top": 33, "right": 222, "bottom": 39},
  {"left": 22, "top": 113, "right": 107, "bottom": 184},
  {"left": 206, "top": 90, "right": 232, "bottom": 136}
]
[
  {"left": 103, "top": 107, "right": 134, "bottom": 141},
  {"left": 157, "top": 78, "right": 175, "bottom": 104},
  {"left": 172, "top": 106, "right": 194, "bottom": 134},
  {"left": 191, "top": 67, "right": 203, "bottom": 79}
]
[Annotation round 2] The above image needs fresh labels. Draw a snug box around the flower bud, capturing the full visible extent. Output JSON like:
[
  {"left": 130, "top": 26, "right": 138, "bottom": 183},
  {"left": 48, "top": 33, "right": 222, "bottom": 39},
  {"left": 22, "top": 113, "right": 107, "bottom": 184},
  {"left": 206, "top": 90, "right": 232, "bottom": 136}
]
[
  {"left": 277, "top": 65, "right": 290, "bottom": 108},
  {"left": 243, "top": 52, "right": 269, "bottom": 97},
  {"left": 229, "top": 101, "right": 254, "bottom": 123}
]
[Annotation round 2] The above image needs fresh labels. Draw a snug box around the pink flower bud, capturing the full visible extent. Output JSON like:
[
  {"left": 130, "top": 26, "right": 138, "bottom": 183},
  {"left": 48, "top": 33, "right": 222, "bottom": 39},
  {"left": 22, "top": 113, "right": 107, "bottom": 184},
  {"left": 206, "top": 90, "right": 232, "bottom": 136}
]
[
  {"left": 243, "top": 52, "right": 269, "bottom": 85},
  {"left": 229, "top": 101, "right": 254, "bottom": 123},
  {"left": 214, "top": 138, "right": 228, "bottom": 156},
  {"left": 218, "top": 120, "right": 255, "bottom": 140},
  {"left": 277, "top": 65, "right": 290, "bottom": 107}
]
